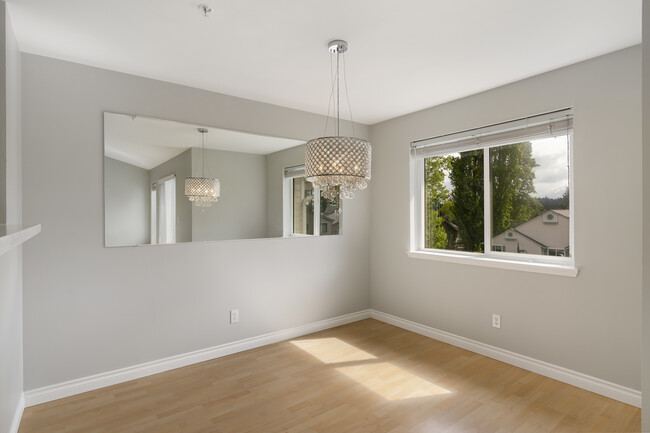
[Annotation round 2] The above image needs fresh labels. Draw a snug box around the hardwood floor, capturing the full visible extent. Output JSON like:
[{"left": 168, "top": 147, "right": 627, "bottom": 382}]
[{"left": 19, "top": 319, "right": 640, "bottom": 433}]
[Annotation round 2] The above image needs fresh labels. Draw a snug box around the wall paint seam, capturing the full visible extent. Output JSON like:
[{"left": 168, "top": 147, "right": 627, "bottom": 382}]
[
  {"left": 23, "top": 310, "right": 371, "bottom": 407},
  {"left": 9, "top": 393, "right": 24, "bottom": 433},
  {"left": 370, "top": 309, "right": 641, "bottom": 407}
]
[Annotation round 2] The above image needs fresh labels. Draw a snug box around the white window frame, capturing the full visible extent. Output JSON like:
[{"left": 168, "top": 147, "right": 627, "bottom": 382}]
[
  {"left": 150, "top": 184, "right": 157, "bottom": 245},
  {"left": 409, "top": 109, "right": 577, "bottom": 277}
]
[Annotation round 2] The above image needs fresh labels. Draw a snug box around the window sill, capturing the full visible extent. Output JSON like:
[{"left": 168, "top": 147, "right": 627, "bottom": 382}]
[{"left": 407, "top": 250, "right": 578, "bottom": 277}]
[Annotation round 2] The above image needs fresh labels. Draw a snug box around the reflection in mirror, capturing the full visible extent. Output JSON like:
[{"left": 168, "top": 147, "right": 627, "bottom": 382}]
[
  {"left": 283, "top": 167, "right": 341, "bottom": 237},
  {"left": 104, "top": 113, "right": 342, "bottom": 247}
]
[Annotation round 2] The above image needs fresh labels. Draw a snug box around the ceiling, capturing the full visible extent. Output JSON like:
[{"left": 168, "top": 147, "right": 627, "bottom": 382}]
[
  {"left": 9, "top": 0, "right": 641, "bottom": 125},
  {"left": 104, "top": 113, "right": 304, "bottom": 169}
]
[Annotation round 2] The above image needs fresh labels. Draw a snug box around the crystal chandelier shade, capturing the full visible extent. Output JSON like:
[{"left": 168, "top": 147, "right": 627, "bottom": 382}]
[
  {"left": 305, "top": 40, "right": 371, "bottom": 199},
  {"left": 185, "top": 128, "right": 220, "bottom": 207},
  {"left": 185, "top": 177, "right": 220, "bottom": 207},
  {"left": 305, "top": 136, "right": 371, "bottom": 199}
]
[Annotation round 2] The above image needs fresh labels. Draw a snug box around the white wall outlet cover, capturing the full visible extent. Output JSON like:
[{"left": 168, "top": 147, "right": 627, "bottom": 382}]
[
  {"left": 492, "top": 314, "right": 501, "bottom": 329},
  {"left": 230, "top": 309, "right": 239, "bottom": 324}
]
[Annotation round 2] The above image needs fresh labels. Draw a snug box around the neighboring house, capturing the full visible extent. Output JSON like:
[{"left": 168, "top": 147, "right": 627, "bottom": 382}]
[
  {"left": 442, "top": 219, "right": 459, "bottom": 250},
  {"left": 491, "top": 209, "right": 570, "bottom": 256},
  {"left": 320, "top": 208, "right": 340, "bottom": 235}
]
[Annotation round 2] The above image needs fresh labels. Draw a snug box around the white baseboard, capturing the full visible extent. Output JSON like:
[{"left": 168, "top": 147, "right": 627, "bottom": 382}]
[
  {"left": 9, "top": 393, "right": 25, "bottom": 433},
  {"left": 370, "top": 309, "right": 641, "bottom": 408},
  {"left": 23, "top": 308, "right": 641, "bottom": 409},
  {"left": 24, "top": 309, "right": 371, "bottom": 407}
]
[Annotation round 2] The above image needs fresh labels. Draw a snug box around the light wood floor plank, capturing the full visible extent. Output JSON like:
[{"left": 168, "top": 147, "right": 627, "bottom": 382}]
[{"left": 19, "top": 319, "right": 640, "bottom": 433}]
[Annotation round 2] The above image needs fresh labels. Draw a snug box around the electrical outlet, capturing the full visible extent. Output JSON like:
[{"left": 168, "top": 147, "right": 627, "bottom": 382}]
[
  {"left": 492, "top": 314, "right": 501, "bottom": 329},
  {"left": 230, "top": 309, "right": 239, "bottom": 324}
]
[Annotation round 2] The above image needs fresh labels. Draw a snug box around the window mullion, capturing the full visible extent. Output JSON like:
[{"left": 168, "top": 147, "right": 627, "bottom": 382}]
[
  {"left": 417, "top": 158, "right": 425, "bottom": 250},
  {"left": 483, "top": 148, "right": 491, "bottom": 254},
  {"left": 314, "top": 188, "right": 321, "bottom": 236}
]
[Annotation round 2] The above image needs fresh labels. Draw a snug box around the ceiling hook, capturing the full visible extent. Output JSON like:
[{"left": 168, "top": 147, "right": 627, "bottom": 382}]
[{"left": 198, "top": 4, "right": 212, "bottom": 17}]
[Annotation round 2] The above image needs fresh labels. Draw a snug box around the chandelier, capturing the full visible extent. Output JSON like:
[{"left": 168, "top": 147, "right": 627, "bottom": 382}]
[
  {"left": 305, "top": 40, "right": 371, "bottom": 200},
  {"left": 185, "top": 128, "right": 220, "bottom": 207}
]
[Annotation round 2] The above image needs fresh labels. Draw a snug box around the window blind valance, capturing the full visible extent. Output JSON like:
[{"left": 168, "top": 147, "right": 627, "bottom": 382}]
[
  {"left": 411, "top": 108, "right": 573, "bottom": 158},
  {"left": 284, "top": 165, "right": 305, "bottom": 179}
]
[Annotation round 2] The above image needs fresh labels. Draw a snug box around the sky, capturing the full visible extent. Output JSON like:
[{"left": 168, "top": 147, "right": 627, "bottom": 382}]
[{"left": 530, "top": 135, "right": 570, "bottom": 199}]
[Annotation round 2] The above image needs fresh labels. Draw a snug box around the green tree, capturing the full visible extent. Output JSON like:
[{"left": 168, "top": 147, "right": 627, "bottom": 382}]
[
  {"left": 537, "top": 188, "right": 569, "bottom": 211},
  {"left": 439, "top": 201, "right": 455, "bottom": 222},
  {"left": 490, "top": 142, "right": 544, "bottom": 236},
  {"left": 449, "top": 150, "right": 484, "bottom": 252},
  {"left": 424, "top": 156, "right": 451, "bottom": 249},
  {"left": 558, "top": 188, "right": 569, "bottom": 209},
  {"left": 447, "top": 143, "right": 545, "bottom": 252}
]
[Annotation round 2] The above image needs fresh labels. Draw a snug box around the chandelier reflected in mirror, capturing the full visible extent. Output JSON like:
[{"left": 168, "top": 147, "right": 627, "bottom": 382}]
[
  {"left": 185, "top": 128, "right": 220, "bottom": 207},
  {"left": 305, "top": 40, "right": 371, "bottom": 200}
]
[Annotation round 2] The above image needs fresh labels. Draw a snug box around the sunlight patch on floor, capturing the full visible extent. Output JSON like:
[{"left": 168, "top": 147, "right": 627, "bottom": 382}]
[
  {"left": 336, "top": 362, "right": 451, "bottom": 400},
  {"left": 290, "top": 338, "right": 377, "bottom": 363}
]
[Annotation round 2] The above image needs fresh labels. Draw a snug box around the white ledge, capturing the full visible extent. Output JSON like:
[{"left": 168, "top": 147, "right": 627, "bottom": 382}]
[
  {"left": 407, "top": 250, "right": 578, "bottom": 277},
  {"left": 0, "top": 224, "right": 41, "bottom": 257}
]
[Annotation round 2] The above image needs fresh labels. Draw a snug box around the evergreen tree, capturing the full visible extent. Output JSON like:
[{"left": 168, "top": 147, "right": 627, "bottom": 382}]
[
  {"left": 449, "top": 150, "right": 484, "bottom": 252},
  {"left": 447, "top": 143, "right": 545, "bottom": 252},
  {"left": 490, "top": 142, "right": 544, "bottom": 236},
  {"left": 424, "top": 156, "right": 451, "bottom": 249}
]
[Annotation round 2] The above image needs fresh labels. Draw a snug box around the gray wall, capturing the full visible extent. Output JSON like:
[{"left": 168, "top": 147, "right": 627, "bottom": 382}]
[
  {"left": 369, "top": 46, "right": 642, "bottom": 390},
  {"left": 191, "top": 148, "right": 266, "bottom": 241},
  {"left": 265, "top": 144, "right": 306, "bottom": 238},
  {"left": 104, "top": 157, "right": 150, "bottom": 247},
  {"left": 0, "top": 2, "right": 23, "bottom": 433},
  {"left": 21, "top": 53, "right": 371, "bottom": 391},
  {"left": 150, "top": 149, "right": 192, "bottom": 243},
  {"left": 642, "top": 2, "right": 649, "bottom": 428},
  {"left": 0, "top": 0, "right": 5, "bottom": 225}
]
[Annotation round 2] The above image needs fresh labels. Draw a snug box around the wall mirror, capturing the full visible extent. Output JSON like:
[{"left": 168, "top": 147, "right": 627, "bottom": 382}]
[{"left": 103, "top": 112, "right": 341, "bottom": 247}]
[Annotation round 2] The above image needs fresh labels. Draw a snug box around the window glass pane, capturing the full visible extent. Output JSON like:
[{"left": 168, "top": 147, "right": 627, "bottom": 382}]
[
  {"left": 490, "top": 136, "right": 570, "bottom": 257},
  {"left": 319, "top": 186, "right": 340, "bottom": 236},
  {"left": 292, "top": 177, "right": 314, "bottom": 235},
  {"left": 424, "top": 150, "right": 484, "bottom": 253},
  {"left": 157, "top": 177, "right": 176, "bottom": 244}
]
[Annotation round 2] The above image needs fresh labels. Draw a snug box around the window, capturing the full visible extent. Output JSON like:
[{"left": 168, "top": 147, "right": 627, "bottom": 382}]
[
  {"left": 410, "top": 109, "right": 574, "bottom": 272},
  {"left": 283, "top": 165, "right": 341, "bottom": 237},
  {"left": 152, "top": 174, "right": 176, "bottom": 244}
]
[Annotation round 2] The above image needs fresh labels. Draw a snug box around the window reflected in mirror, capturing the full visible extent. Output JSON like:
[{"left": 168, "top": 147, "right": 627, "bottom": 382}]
[
  {"left": 283, "top": 168, "right": 341, "bottom": 237},
  {"left": 292, "top": 177, "right": 314, "bottom": 235}
]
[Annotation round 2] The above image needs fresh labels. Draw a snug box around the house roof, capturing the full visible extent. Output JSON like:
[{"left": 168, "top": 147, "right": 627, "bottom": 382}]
[
  {"left": 494, "top": 210, "right": 570, "bottom": 249},
  {"left": 552, "top": 209, "right": 570, "bottom": 218},
  {"left": 511, "top": 229, "right": 547, "bottom": 248}
]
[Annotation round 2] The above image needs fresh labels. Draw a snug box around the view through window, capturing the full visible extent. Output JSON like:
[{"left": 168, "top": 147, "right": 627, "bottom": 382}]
[{"left": 424, "top": 134, "right": 570, "bottom": 257}]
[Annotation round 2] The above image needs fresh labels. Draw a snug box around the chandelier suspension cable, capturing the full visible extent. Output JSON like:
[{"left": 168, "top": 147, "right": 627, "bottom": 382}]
[
  {"left": 324, "top": 54, "right": 336, "bottom": 136},
  {"left": 336, "top": 47, "right": 340, "bottom": 136},
  {"left": 201, "top": 129, "right": 206, "bottom": 177},
  {"left": 342, "top": 54, "right": 355, "bottom": 139},
  {"left": 304, "top": 39, "right": 371, "bottom": 200}
]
